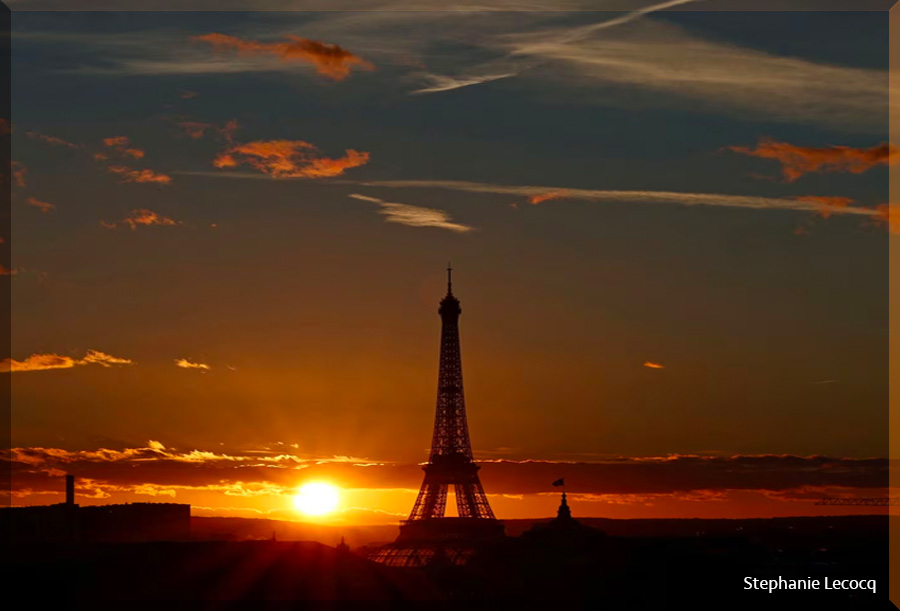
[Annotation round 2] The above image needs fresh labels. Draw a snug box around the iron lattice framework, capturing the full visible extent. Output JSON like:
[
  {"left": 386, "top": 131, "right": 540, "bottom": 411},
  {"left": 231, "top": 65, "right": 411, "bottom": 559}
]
[
  {"left": 407, "top": 267, "right": 496, "bottom": 521},
  {"left": 369, "top": 268, "right": 503, "bottom": 568}
]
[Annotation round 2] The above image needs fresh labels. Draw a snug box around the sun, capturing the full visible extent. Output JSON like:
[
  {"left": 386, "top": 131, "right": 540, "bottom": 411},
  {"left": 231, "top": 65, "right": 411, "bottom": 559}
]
[{"left": 293, "top": 482, "right": 340, "bottom": 516}]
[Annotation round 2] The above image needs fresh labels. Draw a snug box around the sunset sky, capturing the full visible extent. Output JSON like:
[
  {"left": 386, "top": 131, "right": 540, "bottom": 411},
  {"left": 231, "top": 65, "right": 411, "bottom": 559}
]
[{"left": 5, "top": 4, "right": 895, "bottom": 524}]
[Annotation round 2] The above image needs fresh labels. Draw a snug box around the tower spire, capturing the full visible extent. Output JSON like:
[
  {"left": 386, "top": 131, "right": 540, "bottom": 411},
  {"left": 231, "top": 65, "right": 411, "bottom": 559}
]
[{"left": 447, "top": 263, "right": 453, "bottom": 295}]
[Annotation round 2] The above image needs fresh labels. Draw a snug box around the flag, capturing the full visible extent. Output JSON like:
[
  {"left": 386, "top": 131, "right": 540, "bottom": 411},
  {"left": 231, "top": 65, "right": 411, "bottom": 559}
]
[{"left": 552, "top": 478, "right": 565, "bottom": 487}]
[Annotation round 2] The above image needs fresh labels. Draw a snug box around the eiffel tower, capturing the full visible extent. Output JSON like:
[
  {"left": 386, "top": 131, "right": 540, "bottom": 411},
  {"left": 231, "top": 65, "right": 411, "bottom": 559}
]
[{"left": 369, "top": 267, "right": 504, "bottom": 567}]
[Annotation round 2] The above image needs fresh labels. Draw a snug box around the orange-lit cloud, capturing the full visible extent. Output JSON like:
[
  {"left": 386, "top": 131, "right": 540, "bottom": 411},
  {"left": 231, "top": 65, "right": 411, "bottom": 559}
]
[
  {"left": 102, "top": 136, "right": 145, "bottom": 159},
  {"left": 26, "top": 196, "right": 55, "bottom": 213},
  {"left": 178, "top": 121, "right": 213, "bottom": 139},
  {"left": 179, "top": 89, "right": 199, "bottom": 99},
  {"left": 192, "top": 33, "right": 374, "bottom": 81},
  {"left": 727, "top": 138, "right": 899, "bottom": 182},
  {"left": 214, "top": 140, "right": 369, "bottom": 179},
  {"left": 792, "top": 195, "right": 855, "bottom": 219},
  {"left": 3, "top": 446, "right": 888, "bottom": 516},
  {"left": 175, "top": 358, "right": 211, "bottom": 370},
  {"left": 643, "top": 361, "right": 664, "bottom": 369},
  {"left": 26, "top": 131, "right": 81, "bottom": 149},
  {"left": 0, "top": 441, "right": 889, "bottom": 495},
  {"left": 101, "top": 209, "right": 179, "bottom": 230},
  {"left": 0, "top": 264, "right": 18, "bottom": 276},
  {"left": 177, "top": 118, "right": 239, "bottom": 143},
  {"left": 106, "top": 165, "right": 172, "bottom": 185},
  {"left": 529, "top": 190, "right": 570, "bottom": 205},
  {"left": 1, "top": 349, "right": 133, "bottom": 373},
  {"left": 11, "top": 161, "right": 27, "bottom": 187},
  {"left": 219, "top": 119, "right": 239, "bottom": 143}
]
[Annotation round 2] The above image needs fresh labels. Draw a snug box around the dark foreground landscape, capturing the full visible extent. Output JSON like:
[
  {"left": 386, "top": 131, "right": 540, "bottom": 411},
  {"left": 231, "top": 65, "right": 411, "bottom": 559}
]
[{"left": 3, "top": 514, "right": 889, "bottom": 607}]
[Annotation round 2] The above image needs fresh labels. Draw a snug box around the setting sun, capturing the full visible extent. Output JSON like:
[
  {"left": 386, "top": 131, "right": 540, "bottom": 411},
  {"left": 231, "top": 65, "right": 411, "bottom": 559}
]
[{"left": 293, "top": 482, "right": 340, "bottom": 516}]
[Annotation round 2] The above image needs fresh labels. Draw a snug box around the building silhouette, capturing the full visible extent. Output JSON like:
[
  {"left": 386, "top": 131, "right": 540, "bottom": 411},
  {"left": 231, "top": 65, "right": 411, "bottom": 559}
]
[
  {"left": 370, "top": 268, "right": 504, "bottom": 567},
  {"left": 2, "top": 475, "right": 190, "bottom": 544}
]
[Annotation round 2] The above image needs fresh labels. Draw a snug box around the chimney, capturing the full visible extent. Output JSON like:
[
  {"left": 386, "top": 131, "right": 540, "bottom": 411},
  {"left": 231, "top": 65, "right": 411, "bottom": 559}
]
[{"left": 65, "top": 474, "right": 75, "bottom": 506}]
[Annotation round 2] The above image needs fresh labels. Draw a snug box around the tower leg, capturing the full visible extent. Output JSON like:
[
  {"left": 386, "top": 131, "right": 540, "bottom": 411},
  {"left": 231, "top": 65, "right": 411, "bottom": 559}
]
[
  {"left": 455, "top": 477, "right": 495, "bottom": 519},
  {"left": 408, "top": 479, "right": 448, "bottom": 520}
]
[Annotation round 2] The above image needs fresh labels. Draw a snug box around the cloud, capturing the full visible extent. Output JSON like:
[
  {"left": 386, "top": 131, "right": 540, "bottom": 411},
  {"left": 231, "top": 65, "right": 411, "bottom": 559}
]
[
  {"left": 349, "top": 193, "right": 473, "bottom": 232},
  {"left": 192, "top": 33, "right": 374, "bottom": 81},
  {"left": 643, "top": 361, "right": 664, "bottom": 369},
  {"left": 0, "top": 264, "right": 18, "bottom": 276},
  {"left": 176, "top": 118, "right": 239, "bottom": 142},
  {"left": 22, "top": 8, "right": 887, "bottom": 131},
  {"left": 407, "top": 0, "right": 697, "bottom": 95},
  {"left": 529, "top": 190, "right": 570, "bottom": 205},
  {"left": 175, "top": 358, "right": 211, "bottom": 370},
  {"left": 727, "top": 139, "right": 899, "bottom": 182},
  {"left": 501, "top": 18, "right": 890, "bottom": 133},
  {"left": 792, "top": 196, "right": 855, "bottom": 219},
  {"left": 214, "top": 140, "right": 369, "bottom": 178},
  {"left": 26, "top": 131, "right": 81, "bottom": 149},
  {"left": 178, "top": 89, "right": 199, "bottom": 99},
  {"left": 11, "top": 161, "right": 27, "bottom": 187},
  {"left": 26, "top": 196, "right": 55, "bottom": 213},
  {"left": 106, "top": 165, "right": 172, "bottom": 185},
  {"left": 101, "top": 208, "right": 179, "bottom": 230},
  {"left": 1, "top": 349, "right": 133, "bottom": 373},
  {"left": 101, "top": 136, "right": 145, "bottom": 159},
  {"left": 411, "top": 72, "right": 516, "bottom": 95},
  {"left": 177, "top": 121, "right": 213, "bottom": 139},
  {"left": 355, "top": 179, "right": 881, "bottom": 219},
  {"left": 3, "top": 444, "right": 888, "bottom": 502}
]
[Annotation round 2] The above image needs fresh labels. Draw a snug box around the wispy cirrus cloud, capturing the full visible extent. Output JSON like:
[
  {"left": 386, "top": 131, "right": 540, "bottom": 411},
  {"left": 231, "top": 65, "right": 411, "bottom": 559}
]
[
  {"left": 356, "top": 179, "right": 882, "bottom": 219},
  {"left": 727, "top": 138, "right": 899, "bottom": 182},
  {"left": 643, "top": 361, "right": 664, "bottom": 369},
  {"left": 1, "top": 349, "right": 133, "bottom": 373},
  {"left": 101, "top": 208, "right": 179, "bottom": 230},
  {"left": 26, "top": 131, "right": 81, "bottom": 149},
  {"left": 214, "top": 139, "right": 369, "bottom": 179},
  {"left": 349, "top": 193, "right": 473, "bottom": 232},
  {"left": 19, "top": 8, "right": 888, "bottom": 132},
  {"left": 410, "top": 0, "right": 697, "bottom": 95},
  {"left": 192, "top": 33, "right": 374, "bottom": 81},
  {"left": 505, "top": 18, "right": 888, "bottom": 132},
  {"left": 411, "top": 72, "right": 516, "bottom": 94}
]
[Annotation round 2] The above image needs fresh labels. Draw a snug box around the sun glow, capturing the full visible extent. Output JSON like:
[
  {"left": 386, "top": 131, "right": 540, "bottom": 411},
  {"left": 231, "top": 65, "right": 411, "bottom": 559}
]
[{"left": 293, "top": 482, "right": 340, "bottom": 516}]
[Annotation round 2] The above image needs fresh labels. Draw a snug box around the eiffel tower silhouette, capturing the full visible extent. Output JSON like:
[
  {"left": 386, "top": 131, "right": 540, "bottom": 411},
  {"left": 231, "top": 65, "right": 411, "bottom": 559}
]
[{"left": 370, "top": 267, "right": 504, "bottom": 566}]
